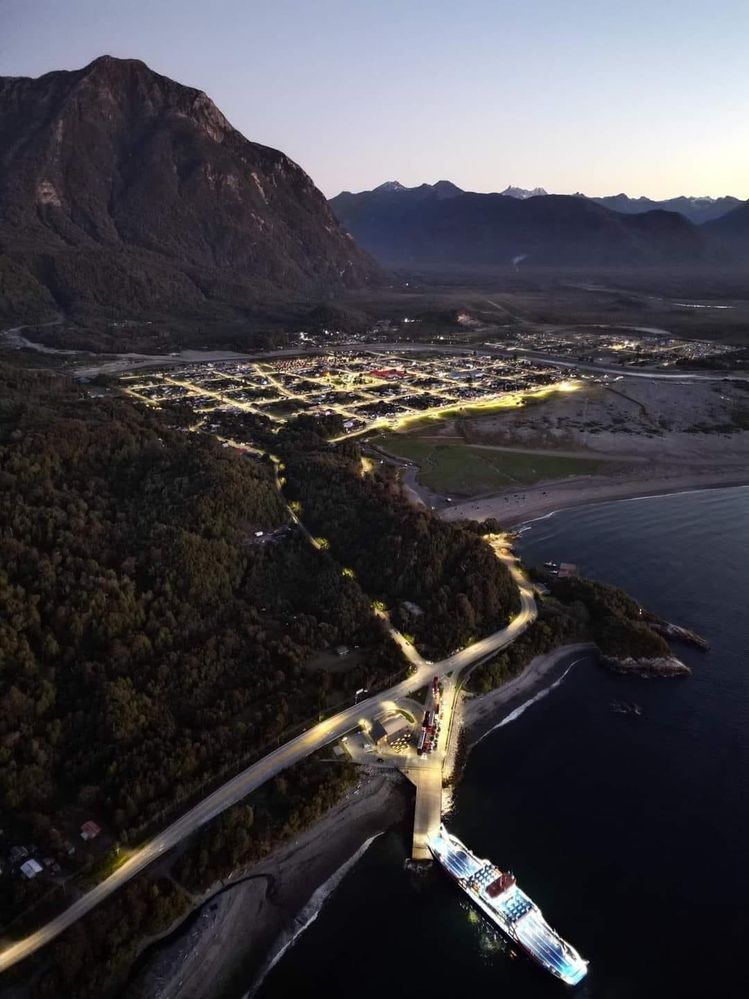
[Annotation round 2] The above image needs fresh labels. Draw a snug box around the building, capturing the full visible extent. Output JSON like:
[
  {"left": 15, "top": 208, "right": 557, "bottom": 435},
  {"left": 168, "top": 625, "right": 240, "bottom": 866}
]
[
  {"left": 80, "top": 820, "right": 102, "bottom": 841},
  {"left": 20, "top": 859, "right": 43, "bottom": 880},
  {"left": 558, "top": 563, "right": 578, "bottom": 578},
  {"left": 370, "top": 714, "right": 411, "bottom": 747},
  {"left": 370, "top": 368, "right": 406, "bottom": 380}
]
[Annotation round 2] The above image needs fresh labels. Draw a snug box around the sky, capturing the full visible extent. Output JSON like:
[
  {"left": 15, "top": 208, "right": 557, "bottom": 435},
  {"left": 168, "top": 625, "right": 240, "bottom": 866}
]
[{"left": 2, "top": 0, "right": 748, "bottom": 199}]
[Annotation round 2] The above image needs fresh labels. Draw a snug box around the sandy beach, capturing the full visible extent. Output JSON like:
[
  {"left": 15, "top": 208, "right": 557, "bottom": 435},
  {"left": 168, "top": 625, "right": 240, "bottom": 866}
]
[
  {"left": 381, "top": 373, "right": 749, "bottom": 527},
  {"left": 442, "top": 468, "right": 749, "bottom": 529}
]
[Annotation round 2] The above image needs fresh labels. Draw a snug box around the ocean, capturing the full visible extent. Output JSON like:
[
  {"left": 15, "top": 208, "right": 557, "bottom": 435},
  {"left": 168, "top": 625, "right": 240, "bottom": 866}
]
[{"left": 254, "top": 486, "right": 749, "bottom": 999}]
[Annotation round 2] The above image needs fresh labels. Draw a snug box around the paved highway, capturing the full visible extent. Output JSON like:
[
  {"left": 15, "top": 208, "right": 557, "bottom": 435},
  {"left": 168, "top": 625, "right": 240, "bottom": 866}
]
[
  {"left": 67, "top": 338, "right": 749, "bottom": 384},
  {"left": 0, "top": 549, "right": 535, "bottom": 974}
]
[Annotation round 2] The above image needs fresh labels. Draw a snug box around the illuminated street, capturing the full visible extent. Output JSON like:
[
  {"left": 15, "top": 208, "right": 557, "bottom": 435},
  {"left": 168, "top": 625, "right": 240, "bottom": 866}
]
[
  {"left": 118, "top": 350, "right": 583, "bottom": 445},
  {"left": 0, "top": 533, "right": 534, "bottom": 974}
]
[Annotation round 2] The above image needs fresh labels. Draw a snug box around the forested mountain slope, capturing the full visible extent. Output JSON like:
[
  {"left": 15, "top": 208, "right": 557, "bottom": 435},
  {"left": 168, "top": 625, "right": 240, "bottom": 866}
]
[
  {"left": 0, "top": 365, "right": 403, "bottom": 875},
  {"left": 329, "top": 185, "right": 708, "bottom": 269},
  {"left": 0, "top": 55, "right": 380, "bottom": 324},
  {"left": 272, "top": 415, "right": 519, "bottom": 657}
]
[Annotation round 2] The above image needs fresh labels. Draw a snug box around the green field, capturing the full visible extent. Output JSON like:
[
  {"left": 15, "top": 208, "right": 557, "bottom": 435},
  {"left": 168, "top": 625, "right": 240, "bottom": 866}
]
[{"left": 378, "top": 436, "right": 605, "bottom": 495}]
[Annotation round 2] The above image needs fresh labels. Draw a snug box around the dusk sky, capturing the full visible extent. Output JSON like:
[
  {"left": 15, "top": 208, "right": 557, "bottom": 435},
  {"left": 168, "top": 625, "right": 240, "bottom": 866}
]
[{"left": 2, "top": 0, "right": 747, "bottom": 200}]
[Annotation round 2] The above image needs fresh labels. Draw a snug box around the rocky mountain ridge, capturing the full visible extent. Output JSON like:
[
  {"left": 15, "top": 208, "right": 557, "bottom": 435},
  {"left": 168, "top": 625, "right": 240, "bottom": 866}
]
[
  {"left": 0, "top": 55, "right": 380, "bottom": 323},
  {"left": 328, "top": 183, "right": 714, "bottom": 270}
]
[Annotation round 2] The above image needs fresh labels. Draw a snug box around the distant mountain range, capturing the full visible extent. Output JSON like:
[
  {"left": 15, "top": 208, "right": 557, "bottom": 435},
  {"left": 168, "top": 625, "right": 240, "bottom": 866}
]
[
  {"left": 495, "top": 185, "right": 742, "bottom": 223},
  {"left": 0, "top": 56, "right": 379, "bottom": 322},
  {"left": 329, "top": 181, "right": 749, "bottom": 270}
]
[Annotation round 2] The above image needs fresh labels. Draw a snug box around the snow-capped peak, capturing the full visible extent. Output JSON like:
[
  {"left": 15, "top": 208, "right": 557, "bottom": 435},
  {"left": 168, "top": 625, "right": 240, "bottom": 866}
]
[{"left": 500, "top": 185, "right": 549, "bottom": 199}]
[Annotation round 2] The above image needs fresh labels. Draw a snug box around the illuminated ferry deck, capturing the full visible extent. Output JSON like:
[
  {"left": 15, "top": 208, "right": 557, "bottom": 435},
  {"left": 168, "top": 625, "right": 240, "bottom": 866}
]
[
  {"left": 514, "top": 907, "right": 588, "bottom": 985},
  {"left": 430, "top": 828, "right": 588, "bottom": 987}
]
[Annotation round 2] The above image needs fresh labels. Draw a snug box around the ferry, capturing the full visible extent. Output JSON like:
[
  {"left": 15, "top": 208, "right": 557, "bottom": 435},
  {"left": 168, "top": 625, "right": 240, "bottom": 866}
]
[{"left": 429, "top": 825, "right": 588, "bottom": 986}]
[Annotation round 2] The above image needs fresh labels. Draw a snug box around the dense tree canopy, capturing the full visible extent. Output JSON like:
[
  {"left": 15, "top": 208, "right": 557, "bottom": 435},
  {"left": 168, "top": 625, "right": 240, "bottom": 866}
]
[
  {"left": 30, "top": 756, "right": 357, "bottom": 999},
  {"left": 0, "top": 365, "right": 404, "bottom": 870},
  {"left": 272, "top": 417, "right": 520, "bottom": 657},
  {"left": 470, "top": 570, "right": 674, "bottom": 694}
]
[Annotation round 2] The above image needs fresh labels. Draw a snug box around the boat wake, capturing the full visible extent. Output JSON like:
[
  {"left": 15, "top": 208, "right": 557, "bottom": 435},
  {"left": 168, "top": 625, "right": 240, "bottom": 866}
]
[{"left": 246, "top": 833, "right": 382, "bottom": 997}]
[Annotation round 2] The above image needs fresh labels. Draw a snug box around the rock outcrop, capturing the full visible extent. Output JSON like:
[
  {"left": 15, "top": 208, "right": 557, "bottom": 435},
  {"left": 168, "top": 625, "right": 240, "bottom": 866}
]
[{"left": 602, "top": 656, "right": 692, "bottom": 678}]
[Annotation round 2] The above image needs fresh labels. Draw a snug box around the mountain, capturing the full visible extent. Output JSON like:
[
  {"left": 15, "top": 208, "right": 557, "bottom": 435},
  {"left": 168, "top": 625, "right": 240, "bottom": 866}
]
[
  {"left": 331, "top": 179, "right": 463, "bottom": 217},
  {"left": 372, "top": 180, "right": 464, "bottom": 199},
  {"left": 0, "top": 56, "right": 380, "bottom": 322},
  {"left": 703, "top": 200, "right": 749, "bottom": 258},
  {"left": 499, "top": 186, "right": 549, "bottom": 199},
  {"left": 587, "top": 193, "right": 742, "bottom": 225},
  {"left": 329, "top": 184, "right": 709, "bottom": 270},
  {"left": 333, "top": 181, "right": 742, "bottom": 226}
]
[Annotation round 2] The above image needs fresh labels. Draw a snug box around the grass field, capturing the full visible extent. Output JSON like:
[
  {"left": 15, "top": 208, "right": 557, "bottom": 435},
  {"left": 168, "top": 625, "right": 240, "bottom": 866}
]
[{"left": 378, "top": 435, "right": 605, "bottom": 495}]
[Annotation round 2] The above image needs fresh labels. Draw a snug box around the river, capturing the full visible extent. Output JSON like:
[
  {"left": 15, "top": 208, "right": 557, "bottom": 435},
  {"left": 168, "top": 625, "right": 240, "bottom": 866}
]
[{"left": 254, "top": 485, "right": 749, "bottom": 999}]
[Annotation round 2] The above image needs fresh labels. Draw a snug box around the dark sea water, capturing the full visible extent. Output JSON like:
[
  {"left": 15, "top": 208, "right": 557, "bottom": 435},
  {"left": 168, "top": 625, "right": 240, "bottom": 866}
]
[{"left": 255, "top": 486, "right": 749, "bottom": 999}]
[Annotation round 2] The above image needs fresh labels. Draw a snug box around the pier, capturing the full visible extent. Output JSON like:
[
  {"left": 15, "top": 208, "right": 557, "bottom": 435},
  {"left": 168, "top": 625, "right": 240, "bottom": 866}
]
[{"left": 405, "top": 767, "right": 443, "bottom": 860}]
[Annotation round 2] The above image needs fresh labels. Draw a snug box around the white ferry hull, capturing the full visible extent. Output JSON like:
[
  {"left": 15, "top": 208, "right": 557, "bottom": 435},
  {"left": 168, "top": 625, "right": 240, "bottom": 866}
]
[{"left": 429, "top": 826, "right": 588, "bottom": 987}]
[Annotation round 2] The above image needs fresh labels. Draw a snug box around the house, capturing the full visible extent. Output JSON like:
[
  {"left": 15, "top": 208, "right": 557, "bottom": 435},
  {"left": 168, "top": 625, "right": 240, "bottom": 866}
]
[
  {"left": 20, "top": 859, "right": 43, "bottom": 879},
  {"left": 370, "top": 368, "right": 407, "bottom": 380},
  {"left": 80, "top": 820, "right": 102, "bottom": 841},
  {"left": 558, "top": 563, "right": 578, "bottom": 578},
  {"left": 370, "top": 714, "right": 411, "bottom": 747}
]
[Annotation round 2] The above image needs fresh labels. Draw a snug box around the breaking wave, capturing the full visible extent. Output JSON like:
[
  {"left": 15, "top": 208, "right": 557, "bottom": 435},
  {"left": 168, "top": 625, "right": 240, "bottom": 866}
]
[
  {"left": 246, "top": 833, "right": 382, "bottom": 997},
  {"left": 473, "top": 658, "right": 583, "bottom": 748}
]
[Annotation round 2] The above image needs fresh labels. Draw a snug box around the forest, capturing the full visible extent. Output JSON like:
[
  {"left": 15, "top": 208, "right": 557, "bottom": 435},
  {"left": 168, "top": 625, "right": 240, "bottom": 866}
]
[
  {"left": 0, "top": 364, "right": 406, "bottom": 927},
  {"left": 0, "top": 364, "right": 524, "bottom": 990},
  {"left": 28, "top": 755, "right": 357, "bottom": 999},
  {"left": 269, "top": 415, "right": 520, "bottom": 658},
  {"left": 469, "top": 569, "right": 673, "bottom": 694}
]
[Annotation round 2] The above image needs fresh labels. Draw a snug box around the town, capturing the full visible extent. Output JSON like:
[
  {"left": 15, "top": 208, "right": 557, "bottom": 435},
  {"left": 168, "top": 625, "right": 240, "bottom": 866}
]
[
  {"left": 118, "top": 350, "right": 583, "bottom": 445},
  {"left": 493, "top": 327, "right": 733, "bottom": 367}
]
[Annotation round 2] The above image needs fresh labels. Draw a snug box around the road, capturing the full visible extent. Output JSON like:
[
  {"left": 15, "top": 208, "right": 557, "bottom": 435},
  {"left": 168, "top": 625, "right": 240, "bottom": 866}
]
[
  {"left": 1, "top": 318, "right": 67, "bottom": 353},
  {"left": 0, "top": 547, "right": 535, "bottom": 974},
  {"left": 60, "top": 338, "right": 749, "bottom": 384}
]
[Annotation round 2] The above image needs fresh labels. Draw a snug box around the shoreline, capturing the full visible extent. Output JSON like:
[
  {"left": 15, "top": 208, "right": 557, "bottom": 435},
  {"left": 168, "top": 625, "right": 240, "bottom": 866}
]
[
  {"left": 131, "top": 643, "right": 596, "bottom": 999},
  {"left": 125, "top": 772, "right": 410, "bottom": 999},
  {"left": 441, "top": 470, "right": 749, "bottom": 529},
  {"left": 116, "top": 481, "right": 721, "bottom": 998},
  {"left": 461, "top": 644, "right": 597, "bottom": 750}
]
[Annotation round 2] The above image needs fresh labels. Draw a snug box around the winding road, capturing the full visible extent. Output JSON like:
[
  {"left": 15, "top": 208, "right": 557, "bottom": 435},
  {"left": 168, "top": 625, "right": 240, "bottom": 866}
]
[{"left": 0, "top": 545, "right": 535, "bottom": 974}]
